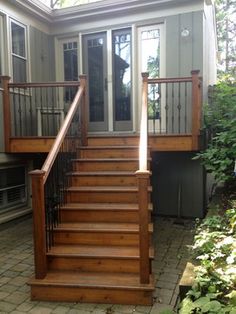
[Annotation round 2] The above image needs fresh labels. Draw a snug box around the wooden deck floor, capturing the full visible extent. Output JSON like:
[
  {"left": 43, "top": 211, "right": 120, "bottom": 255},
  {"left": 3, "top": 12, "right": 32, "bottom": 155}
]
[{"left": 9, "top": 134, "right": 198, "bottom": 153}]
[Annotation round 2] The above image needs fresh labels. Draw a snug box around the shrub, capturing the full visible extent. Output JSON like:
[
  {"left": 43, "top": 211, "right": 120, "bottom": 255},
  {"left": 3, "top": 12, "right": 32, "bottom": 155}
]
[
  {"left": 179, "top": 203, "right": 236, "bottom": 313},
  {"left": 195, "top": 79, "right": 236, "bottom": 190}
]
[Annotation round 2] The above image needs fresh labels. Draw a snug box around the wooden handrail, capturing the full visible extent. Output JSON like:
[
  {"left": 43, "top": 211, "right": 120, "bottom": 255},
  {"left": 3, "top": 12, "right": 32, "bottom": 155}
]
[
  {"left": 148, "top": 77, "right": 192, "bottom": 84},
  {"left": 30, "top": 75, "right": 87, "bottom": 279},
  {"left": 136, "top": 72, "right": 151, "bottom": 284},
  {"left": 8, "top": 81, "right": 80, "bottom": 88},
  {"left": 42, "top": 75, "right": 86, "bottom": 183}
]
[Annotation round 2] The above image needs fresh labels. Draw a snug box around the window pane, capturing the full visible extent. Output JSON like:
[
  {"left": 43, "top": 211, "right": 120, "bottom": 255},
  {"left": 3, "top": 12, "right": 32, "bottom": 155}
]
[
  {"left": 141, "top": 29, "right": 160, "bottom": 76},
  {"left": 11, "top": 22, "right": 25, "bottom": 57},
  {"left": 6, "top": 167, "right": 25, "bottom": 187},
  {"left": 113, "top": 29, "right": 131, "bottom": 121},
  {"left": 13, "top": 55, "right": 26, "bottom": 82},
  {"left": 88, "top": 36, "right": 105, "bottom": 122},
  {"left": 141, "top": 28, "right": 161, "bottom": 119},
  {"left": 63, "top": 41, "right": 78, "bottom": 81},
  {"left": 63, "top": 41, "right": 78, "bottom": 101}
]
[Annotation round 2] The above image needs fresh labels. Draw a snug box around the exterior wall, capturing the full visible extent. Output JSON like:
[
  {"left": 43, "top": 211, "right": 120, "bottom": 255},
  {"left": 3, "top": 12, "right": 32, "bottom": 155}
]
[
  {"left": 0, "top": 0, "right": 54, "bottom": 83},
  {"left": 203, "top": 3, "right": 217, "bottom": 101},
  {"left": 166, "top": 12, "right": 203, "bottom": 77},
  {"left": 30, "top": 27, "right": 55, "bottom": 82},
  {"left": 0, "top": 1, "right": 54, "bottom": 223},
  {"left": 152, "top": 152, "right": 206, "bottom": 218},
  {"left": 52, "top": 3, "right": 206, "bottom": 133}
]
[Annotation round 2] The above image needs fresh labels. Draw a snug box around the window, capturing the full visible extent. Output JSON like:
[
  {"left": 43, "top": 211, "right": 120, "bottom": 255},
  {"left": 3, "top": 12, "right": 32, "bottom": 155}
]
[
  {"left": 138, "top": 24, "right": 166, "bottom": 132},
  {"left": 0, "top": 166, "right": 27, "bottom": 212},
  {"left": 10, "top": 20, "right": 27, "bottom": 82},
  {"left": 112, "top": 28, "right": 132, "bottom": 121}
]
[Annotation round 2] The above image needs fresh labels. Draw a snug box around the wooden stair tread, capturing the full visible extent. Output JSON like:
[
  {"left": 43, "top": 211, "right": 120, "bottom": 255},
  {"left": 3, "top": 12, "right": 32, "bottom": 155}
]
[
  {"left": 47, "top": 244, "right": 154, "bottom": 258},
  {"left": 69, "top": 171, "right": 136, "bottom": 176},
  {"left": 29, "top": 271, "right": 154, "bottom": 290},
  {"left": 79, "top": 146, "right": 139, "bottom": 149},
  {"left": 72, "top": 158, "right": 139, "bottom": 162},
  {"left": 55, "top": 222, "right": 153, "bottom": 232},
  {"left": 73, "top": 158, "right": 150, "bottom": 162},
  {"left": 67, "top": 186, "right": 152, "bottom": 192},
  {"left": 61, "top": 203, "right": 153, "bottom": 211}
]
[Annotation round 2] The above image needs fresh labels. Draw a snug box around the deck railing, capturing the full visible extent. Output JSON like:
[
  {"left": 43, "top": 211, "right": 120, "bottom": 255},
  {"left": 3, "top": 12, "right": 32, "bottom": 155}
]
[
  {"left": 136, "top": 70, "right": 202, "bottom": 284},
  {"left": 0, "top": 76, "right": 82, "bottom": 152},
  {"left": 29, "top": 75, "right": 87, "bottom": 279},
  {"left": 145, "top": 70, "right": 202, "bottom": 149}
]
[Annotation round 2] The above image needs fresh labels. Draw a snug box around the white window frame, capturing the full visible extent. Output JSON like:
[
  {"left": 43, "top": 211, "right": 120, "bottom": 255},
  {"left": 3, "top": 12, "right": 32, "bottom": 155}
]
[{"left": 9, "top": 19, "right": 28, "bottom": 82}]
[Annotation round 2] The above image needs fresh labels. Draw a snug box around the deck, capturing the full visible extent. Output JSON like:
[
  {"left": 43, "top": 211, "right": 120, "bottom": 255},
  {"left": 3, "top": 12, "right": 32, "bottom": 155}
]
[{"left": 8, "top": 133, "right": 196, "bottom": 153}]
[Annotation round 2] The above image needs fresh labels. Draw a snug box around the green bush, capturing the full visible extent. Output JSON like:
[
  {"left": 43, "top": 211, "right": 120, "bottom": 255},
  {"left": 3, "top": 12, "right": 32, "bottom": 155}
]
[
  {"left": 195, "top": 79, "right": 236, "bottom": 189},
  {"left": 179, "top": 203, "right": 236, "bottom": 313}
]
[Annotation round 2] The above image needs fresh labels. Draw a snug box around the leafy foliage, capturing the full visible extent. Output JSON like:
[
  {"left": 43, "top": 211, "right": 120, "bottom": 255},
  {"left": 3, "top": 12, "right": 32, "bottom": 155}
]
[
  {"left": 215, "top": 0, "right": 236, "bottom": 77},
  {"left": 194, "top": 80, "right": 236, "bottom": 187},
  {"left": 179, "top": 205, "right": 236, "bottom": 314}
]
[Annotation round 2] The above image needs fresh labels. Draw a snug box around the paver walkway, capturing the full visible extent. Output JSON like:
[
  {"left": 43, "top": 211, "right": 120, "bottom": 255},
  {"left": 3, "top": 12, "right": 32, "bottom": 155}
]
[{"left": 0, "top": 216, "right": 195, "bottom": 314}]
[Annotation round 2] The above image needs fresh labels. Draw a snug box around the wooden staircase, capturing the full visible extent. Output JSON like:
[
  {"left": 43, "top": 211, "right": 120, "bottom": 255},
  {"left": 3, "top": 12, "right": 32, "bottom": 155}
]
[{"left": 29, "top": 137, "right": 154, "bottom": 305}]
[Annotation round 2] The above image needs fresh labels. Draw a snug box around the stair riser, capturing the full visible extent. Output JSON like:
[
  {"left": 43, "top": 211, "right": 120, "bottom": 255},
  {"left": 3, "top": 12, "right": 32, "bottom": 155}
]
[
  {"left": 31, "top": 285, "right": 153, "bottom": 305},
  {"left": 88, "top": 137, "right": 139, "bottom": 146},
  {"left": 48, "top": 256, "right": 140, "bottom": 273},
  {"left": 60, "top": 210, "right": 142, "bottom": 223},
  {"left": 53, "top": 231, "right": 151, "bottom": 246},
  {"left": 66, "top": 191, "right": 151, "bottom": 203},
  {"left": 70, "top": 176, "right": 137, "bottom": 186},
  {"left": 74, "top": 161, "right": 140, "bottom": 172},
  {"left": 80, "top": 149, "right": 139, "bottom": 159}
]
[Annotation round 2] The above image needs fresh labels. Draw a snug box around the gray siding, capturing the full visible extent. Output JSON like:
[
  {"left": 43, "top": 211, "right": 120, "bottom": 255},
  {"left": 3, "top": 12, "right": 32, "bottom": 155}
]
[
  {"left": 30, "top": 27, "right": 55, "bottom": 82},
  {"left": 152, "top": 152, "right": 205, "bottom": 218},
  {"left": 165, "top": 11, "right": 203, "bottom": 133},
  {"left": 166, "top": 11, "right": 203, "bottom": 77}
]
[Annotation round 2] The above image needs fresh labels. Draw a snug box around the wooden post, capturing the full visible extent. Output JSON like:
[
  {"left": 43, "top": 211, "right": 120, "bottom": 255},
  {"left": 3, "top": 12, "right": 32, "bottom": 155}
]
[
  {"left": 140, "top": 72, "right": 149, "bottom": 171},
  {"left": 191, "top": 70, "right": 201, "bottom": 150},
  {"left": 30, "top": 169, "right": 47, "bottom": 279},
  {"left": 136, "top": 170, "right": 151, "bottom": 284},
  {"left": 1, "top": 76, "right": 11, "bottom": 152},
  {"left": 79, "top": 75, "right": 88, "bottom": 146}
]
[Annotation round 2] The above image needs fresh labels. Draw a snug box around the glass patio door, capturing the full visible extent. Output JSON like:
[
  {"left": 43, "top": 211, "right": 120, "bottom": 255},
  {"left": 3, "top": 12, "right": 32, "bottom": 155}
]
[
  {"left": 112, "top": 28, "right": 132, "bottom": 131},
  {"left": 83, "top": 33, "right": 108, "bottom": 132}
]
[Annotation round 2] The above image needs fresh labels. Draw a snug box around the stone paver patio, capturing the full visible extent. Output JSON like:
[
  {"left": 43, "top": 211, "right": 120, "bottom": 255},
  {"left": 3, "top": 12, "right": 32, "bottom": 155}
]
[{"left": 0, "top": 216, "right": 194, "bottom": 314}]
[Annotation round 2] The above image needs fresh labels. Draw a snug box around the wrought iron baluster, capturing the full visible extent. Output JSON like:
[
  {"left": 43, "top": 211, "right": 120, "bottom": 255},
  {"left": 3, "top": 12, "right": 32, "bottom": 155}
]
[
  {"left": 13, "top": 87, "right": 17, "bottom": 136},
  {"left": 165, "top": 82, "right": 169, "bottom": 134},
  {"left": 46, "top": 87, "right": 49, "bottom": 136},
  {"left": 158, "top": 83, "right": 162, "bottom": 134},
  {"left": 171, "top": 83, "right": 174, "bottom": 133},
  {"left": 24, "top": 87, "right": 27, "bottom": 136},
  {"left": 40, "top": 87, "right": 43, "bottom": 135},
  {"left": 18, "top": 88, "right": 22, "bottom": 136},
  {"left": 185, "top": 82, "right": 187, "bottom": 133},
  {"left": 178, "top": 82, "right": 181, "bottom": 134},
  {"left": 29, "top": 87, "right": 33, "bottom": 135}
]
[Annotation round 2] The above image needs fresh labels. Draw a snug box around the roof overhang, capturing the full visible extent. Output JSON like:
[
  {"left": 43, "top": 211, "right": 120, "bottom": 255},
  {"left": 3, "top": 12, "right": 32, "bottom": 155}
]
[{"left": 9, "top": 0, "right": 205, "bottom": 24}]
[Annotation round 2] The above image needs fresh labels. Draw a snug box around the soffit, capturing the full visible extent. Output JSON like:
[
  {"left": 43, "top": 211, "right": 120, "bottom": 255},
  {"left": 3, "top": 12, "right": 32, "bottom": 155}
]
[{"left": 11, "top": 0, "right": 203, "bottom": 24}]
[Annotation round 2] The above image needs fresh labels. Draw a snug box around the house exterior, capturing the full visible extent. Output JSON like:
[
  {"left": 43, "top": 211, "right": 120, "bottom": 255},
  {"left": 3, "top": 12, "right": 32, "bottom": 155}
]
[
  {"left": 0, "top": 0, "right": 217, "bottom": 223},
  {"left": 0, "top": 0, "right": 217, "bottom": 305}
]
